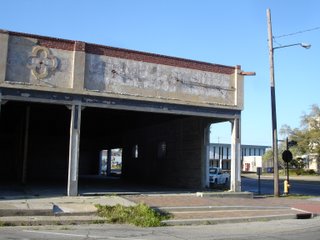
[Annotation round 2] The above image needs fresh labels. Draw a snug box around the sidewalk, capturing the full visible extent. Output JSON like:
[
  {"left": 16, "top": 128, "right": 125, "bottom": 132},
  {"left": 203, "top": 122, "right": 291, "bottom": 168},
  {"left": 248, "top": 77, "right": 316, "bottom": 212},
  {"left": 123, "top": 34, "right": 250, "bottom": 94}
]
[
  {"left": 1, "top": 191, "right": 320, "bottom": 226},
  {"left": 0, "top": 195, "right": 135, "bottom": 226},
  {"left": 124, "top": 193, "right": 320, "bottom": 225}
]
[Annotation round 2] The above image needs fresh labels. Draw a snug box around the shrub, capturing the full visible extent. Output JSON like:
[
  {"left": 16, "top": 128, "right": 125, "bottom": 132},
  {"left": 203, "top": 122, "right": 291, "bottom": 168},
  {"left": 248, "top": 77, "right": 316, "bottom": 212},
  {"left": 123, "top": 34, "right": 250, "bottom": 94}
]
[
  {"left": 306, "top": 169, "right": 316, "bottom": 175},
  {"left": 95, "top": 203, "right": 171, "bottom": 227}
]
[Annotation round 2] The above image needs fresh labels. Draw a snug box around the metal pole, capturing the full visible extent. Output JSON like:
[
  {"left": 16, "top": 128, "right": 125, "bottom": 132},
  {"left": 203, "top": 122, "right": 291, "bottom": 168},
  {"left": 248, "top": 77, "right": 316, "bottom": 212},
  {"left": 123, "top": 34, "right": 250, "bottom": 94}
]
[
  {"left": 286, "top": 138, "right": 290, "bottom": 193},
  {"left": 267, "top": 8, "right": 279, "bottom": 197},
  {"left": 258, "top": 172, "right": 261, "bottom": 195}
]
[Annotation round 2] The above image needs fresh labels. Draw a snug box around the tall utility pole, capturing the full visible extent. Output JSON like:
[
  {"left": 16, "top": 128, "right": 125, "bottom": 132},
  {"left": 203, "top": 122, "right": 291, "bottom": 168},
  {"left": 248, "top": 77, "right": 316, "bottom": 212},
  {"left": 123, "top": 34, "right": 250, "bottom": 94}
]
[{"left": 267, "top": 8, "right": 279, "bottom": 197}]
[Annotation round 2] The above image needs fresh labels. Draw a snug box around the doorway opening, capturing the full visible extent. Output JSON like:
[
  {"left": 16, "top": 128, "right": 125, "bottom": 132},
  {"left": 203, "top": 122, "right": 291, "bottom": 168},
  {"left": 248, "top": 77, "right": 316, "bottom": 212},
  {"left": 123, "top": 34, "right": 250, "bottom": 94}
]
[{"left": 99, "top": 148, "right": 122, "bottom": 177}]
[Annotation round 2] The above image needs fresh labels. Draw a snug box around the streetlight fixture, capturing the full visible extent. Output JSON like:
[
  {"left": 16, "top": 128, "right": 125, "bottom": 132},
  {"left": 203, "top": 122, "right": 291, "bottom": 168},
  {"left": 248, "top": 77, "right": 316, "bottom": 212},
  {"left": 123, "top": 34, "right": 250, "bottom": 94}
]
[
  {"left": 267, "top": 8, "right": 311, "bottom": 197},
  {"left": 273, "top": 42, "right": 311, "bottom": 50}
]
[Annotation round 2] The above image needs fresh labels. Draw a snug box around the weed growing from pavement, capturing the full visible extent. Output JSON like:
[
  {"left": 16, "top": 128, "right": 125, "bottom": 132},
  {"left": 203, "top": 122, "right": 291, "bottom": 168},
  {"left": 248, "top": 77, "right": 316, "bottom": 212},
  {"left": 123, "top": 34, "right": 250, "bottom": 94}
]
[
  {"left": 95, "top": 203, "right": 171, "bottom": 227},
  {"left": 0, "top": 221, "right": 15, "bottom": 227},
  {"left": 93, "top": 219, "right": 106, "bottom": 224}
]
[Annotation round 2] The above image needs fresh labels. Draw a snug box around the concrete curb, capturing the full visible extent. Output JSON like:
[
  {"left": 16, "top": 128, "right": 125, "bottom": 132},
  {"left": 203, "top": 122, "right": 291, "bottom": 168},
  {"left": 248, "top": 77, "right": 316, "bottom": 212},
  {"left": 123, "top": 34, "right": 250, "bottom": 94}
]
[
  {"left": 162, "top": 213, "right": 298, "bottom": 226},
  {"left": 196, "top": 191, "right": 253, "bottom": 198},
  {"left": 156, "top": 205, "right": 292, "bottom": 212},
  {"left": 0, "top": 209, "right": 52, "bottom": 217},
  {"left": 0, "top": 215, "right": 105, "bottom": 226}
]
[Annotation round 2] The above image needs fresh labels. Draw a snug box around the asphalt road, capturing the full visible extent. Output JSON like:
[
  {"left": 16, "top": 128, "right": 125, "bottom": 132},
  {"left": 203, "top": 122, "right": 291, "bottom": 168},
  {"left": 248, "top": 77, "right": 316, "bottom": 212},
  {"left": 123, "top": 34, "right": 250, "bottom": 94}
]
[
  {"left": 1, "top": 218, "right": 319, "bottom": 240},
  {"left": 241, "top": 174, "right": 320, "bottom": 196}
]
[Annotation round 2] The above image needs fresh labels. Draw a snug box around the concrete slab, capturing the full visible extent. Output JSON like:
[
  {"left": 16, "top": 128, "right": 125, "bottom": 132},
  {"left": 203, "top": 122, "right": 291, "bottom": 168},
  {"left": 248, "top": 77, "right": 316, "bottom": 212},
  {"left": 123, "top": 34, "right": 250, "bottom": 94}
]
[
  {"left": 196, "top": 191, "right": 253, "bottom": 198},
  {"left": 162, "top": 214, "right": 298, "bottom": 226}
]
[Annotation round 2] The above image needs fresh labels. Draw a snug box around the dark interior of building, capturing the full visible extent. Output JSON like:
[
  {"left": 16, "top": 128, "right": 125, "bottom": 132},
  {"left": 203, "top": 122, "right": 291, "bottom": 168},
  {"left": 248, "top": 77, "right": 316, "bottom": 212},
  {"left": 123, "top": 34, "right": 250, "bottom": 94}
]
[{"left": 0, "top": 101, "right": 215, "bottom": 194}]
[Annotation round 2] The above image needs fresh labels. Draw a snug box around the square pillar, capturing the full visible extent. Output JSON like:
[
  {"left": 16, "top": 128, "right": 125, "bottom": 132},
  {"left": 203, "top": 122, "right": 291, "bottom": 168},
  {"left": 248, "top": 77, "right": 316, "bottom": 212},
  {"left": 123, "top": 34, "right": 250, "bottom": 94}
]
[
  {"left": 202, "top": 123, "right": 211, "bottom": 188},
  {"left": 0, "top": 31, "right": 9, "bottom": 84},
  {"left": 230, "top": 117, "right": 241, "bottom": 192},
  {"left": 107, "top": 149, "right": 112, "bottom": 176},
  {"left": 67, "top": 102, "right": 82, "bottom": 196},
  {"left": 0, "top": 91, "right": 2, "bottom": 115}
]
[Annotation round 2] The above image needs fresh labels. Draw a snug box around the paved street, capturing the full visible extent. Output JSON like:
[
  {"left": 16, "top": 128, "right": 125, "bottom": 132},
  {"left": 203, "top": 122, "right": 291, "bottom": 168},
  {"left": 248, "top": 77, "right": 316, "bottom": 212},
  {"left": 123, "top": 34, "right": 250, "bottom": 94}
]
[
  {"left": 241, "top": 174, "right": 320, "bottom": 196},
  {"left": 0, "top": 217, "right": 319, "bottom": 240}
]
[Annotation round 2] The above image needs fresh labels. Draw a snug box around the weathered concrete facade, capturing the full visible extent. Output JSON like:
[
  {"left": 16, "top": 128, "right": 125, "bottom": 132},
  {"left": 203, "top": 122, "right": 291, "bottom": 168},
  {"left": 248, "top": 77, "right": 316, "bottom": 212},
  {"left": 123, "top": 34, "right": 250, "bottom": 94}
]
[{"left": 0, "top": 30, "right": 245, "bottom": 195}]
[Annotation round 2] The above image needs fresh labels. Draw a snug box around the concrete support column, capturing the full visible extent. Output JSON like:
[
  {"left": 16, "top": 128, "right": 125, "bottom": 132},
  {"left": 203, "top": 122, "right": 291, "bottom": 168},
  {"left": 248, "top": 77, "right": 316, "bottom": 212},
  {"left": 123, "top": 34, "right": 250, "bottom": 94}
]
[
  {"left": 21, "top": 106, "right": 30, "bottom": 184},
  {"left": 107, "top": 149, "right": 112, "bottom": 176},
  {"left": 0, "top": 92, "right": 2, "bottom": 116},
  {"left": 67, "top": 102, "right": 82, "bottom": 196},
  {"left": 99, "top": 151, "right": 103, "bottom": 175},
  {"left": 230, "top": 117, "right": 241, "bottom": 192},
  {"left": 202, "top": 124, "right": 211, "bottom": 188},
  {"left": 0, "top": 31, "right": 9, "bottom": 84}
]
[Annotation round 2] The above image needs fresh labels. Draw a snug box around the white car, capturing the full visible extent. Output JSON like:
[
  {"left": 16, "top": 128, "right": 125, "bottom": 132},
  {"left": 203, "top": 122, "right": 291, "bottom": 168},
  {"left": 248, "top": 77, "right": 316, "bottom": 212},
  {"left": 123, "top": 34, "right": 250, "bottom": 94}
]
[{"left": 209, "top": 167, "right": 230, "bottom": 185}]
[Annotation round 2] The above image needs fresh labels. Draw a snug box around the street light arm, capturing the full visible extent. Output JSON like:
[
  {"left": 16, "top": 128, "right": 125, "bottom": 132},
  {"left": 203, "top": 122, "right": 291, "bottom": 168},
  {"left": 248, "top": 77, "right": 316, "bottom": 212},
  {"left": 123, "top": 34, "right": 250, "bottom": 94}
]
[{"left": 273, "top": 43, "right": 311, "bottom": 50}]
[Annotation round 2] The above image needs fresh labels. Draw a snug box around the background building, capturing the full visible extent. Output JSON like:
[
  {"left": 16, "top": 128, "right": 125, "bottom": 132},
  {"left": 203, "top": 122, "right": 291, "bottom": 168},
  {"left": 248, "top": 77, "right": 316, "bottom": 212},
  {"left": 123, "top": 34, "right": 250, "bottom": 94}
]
[{"left": 209, "top": 143, "right": 270, "bottom": 172}]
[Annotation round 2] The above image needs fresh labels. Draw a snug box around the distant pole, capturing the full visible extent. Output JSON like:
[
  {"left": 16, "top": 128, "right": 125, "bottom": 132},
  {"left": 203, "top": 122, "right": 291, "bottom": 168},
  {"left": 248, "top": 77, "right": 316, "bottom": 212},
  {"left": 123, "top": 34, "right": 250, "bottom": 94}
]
[
  {"left": 286, "top": 138, "right": 290, "bottom": 192},
  {"left": 267, "top": 8, "right": 280, "bottom": 197}
]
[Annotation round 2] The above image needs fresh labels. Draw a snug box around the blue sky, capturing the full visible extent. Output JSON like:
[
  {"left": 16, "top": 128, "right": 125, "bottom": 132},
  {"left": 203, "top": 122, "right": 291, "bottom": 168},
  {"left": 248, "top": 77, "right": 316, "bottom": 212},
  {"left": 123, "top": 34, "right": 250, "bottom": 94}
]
[{"left": 1, "top": 0, "right": 319, "bottom": 146}]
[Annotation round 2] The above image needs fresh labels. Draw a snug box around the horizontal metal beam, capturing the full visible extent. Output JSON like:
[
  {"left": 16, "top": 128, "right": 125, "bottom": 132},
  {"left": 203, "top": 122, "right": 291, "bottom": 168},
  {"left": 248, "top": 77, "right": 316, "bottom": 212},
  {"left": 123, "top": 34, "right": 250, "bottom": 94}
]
[{"left": 0, "top": 87, "right": 241, "bottom": 120}]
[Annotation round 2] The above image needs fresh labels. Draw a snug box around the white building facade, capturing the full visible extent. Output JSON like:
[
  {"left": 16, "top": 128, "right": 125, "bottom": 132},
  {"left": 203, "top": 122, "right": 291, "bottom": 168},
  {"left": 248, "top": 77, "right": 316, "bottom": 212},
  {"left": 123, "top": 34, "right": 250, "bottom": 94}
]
[{"left": 209, "top": 143, "right": 270, "bottom": 172}]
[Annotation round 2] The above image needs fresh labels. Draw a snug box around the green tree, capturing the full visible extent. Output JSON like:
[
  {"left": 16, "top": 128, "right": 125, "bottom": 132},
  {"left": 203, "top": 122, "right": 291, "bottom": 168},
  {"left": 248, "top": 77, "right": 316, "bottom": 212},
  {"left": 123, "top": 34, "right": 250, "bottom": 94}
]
[
  {"left": 262, "top": 148, "right": 273, "bottom": 162},
  {"left": 280, "top": 104, "right": 320, "bottom": 168},
  {"left": 262, "top": 147, "right": 285, "bottom": 169},
  {"left": 290, "top": 157, "right": 305, "bottom": 169},
  {"left": 300, "top": 104, "right": 320, "bottom": 155}
]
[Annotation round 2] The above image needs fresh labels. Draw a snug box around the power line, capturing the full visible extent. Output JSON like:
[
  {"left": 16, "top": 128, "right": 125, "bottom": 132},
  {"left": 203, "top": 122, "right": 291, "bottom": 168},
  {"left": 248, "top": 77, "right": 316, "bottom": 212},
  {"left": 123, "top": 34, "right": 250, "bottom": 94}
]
[
  {"left": 273, "top": 38, "right": 283, "bottom": 47},
  {"left": 274, "top": 26, "right": 320, "bottom": 39}
]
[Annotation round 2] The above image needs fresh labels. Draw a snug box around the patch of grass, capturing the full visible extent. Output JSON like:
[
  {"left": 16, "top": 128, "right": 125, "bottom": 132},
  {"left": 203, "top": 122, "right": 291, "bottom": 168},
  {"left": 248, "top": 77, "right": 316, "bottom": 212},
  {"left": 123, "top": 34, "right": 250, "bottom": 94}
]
[
  {"left": 93, "top": 219, "right": 106, "bottom": 224},
  {"left": 279, "top": 169, "right": 319, "bottom": 176},
  {"left": 95, "top": 203, "right": 171, "bottom": 227}
]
